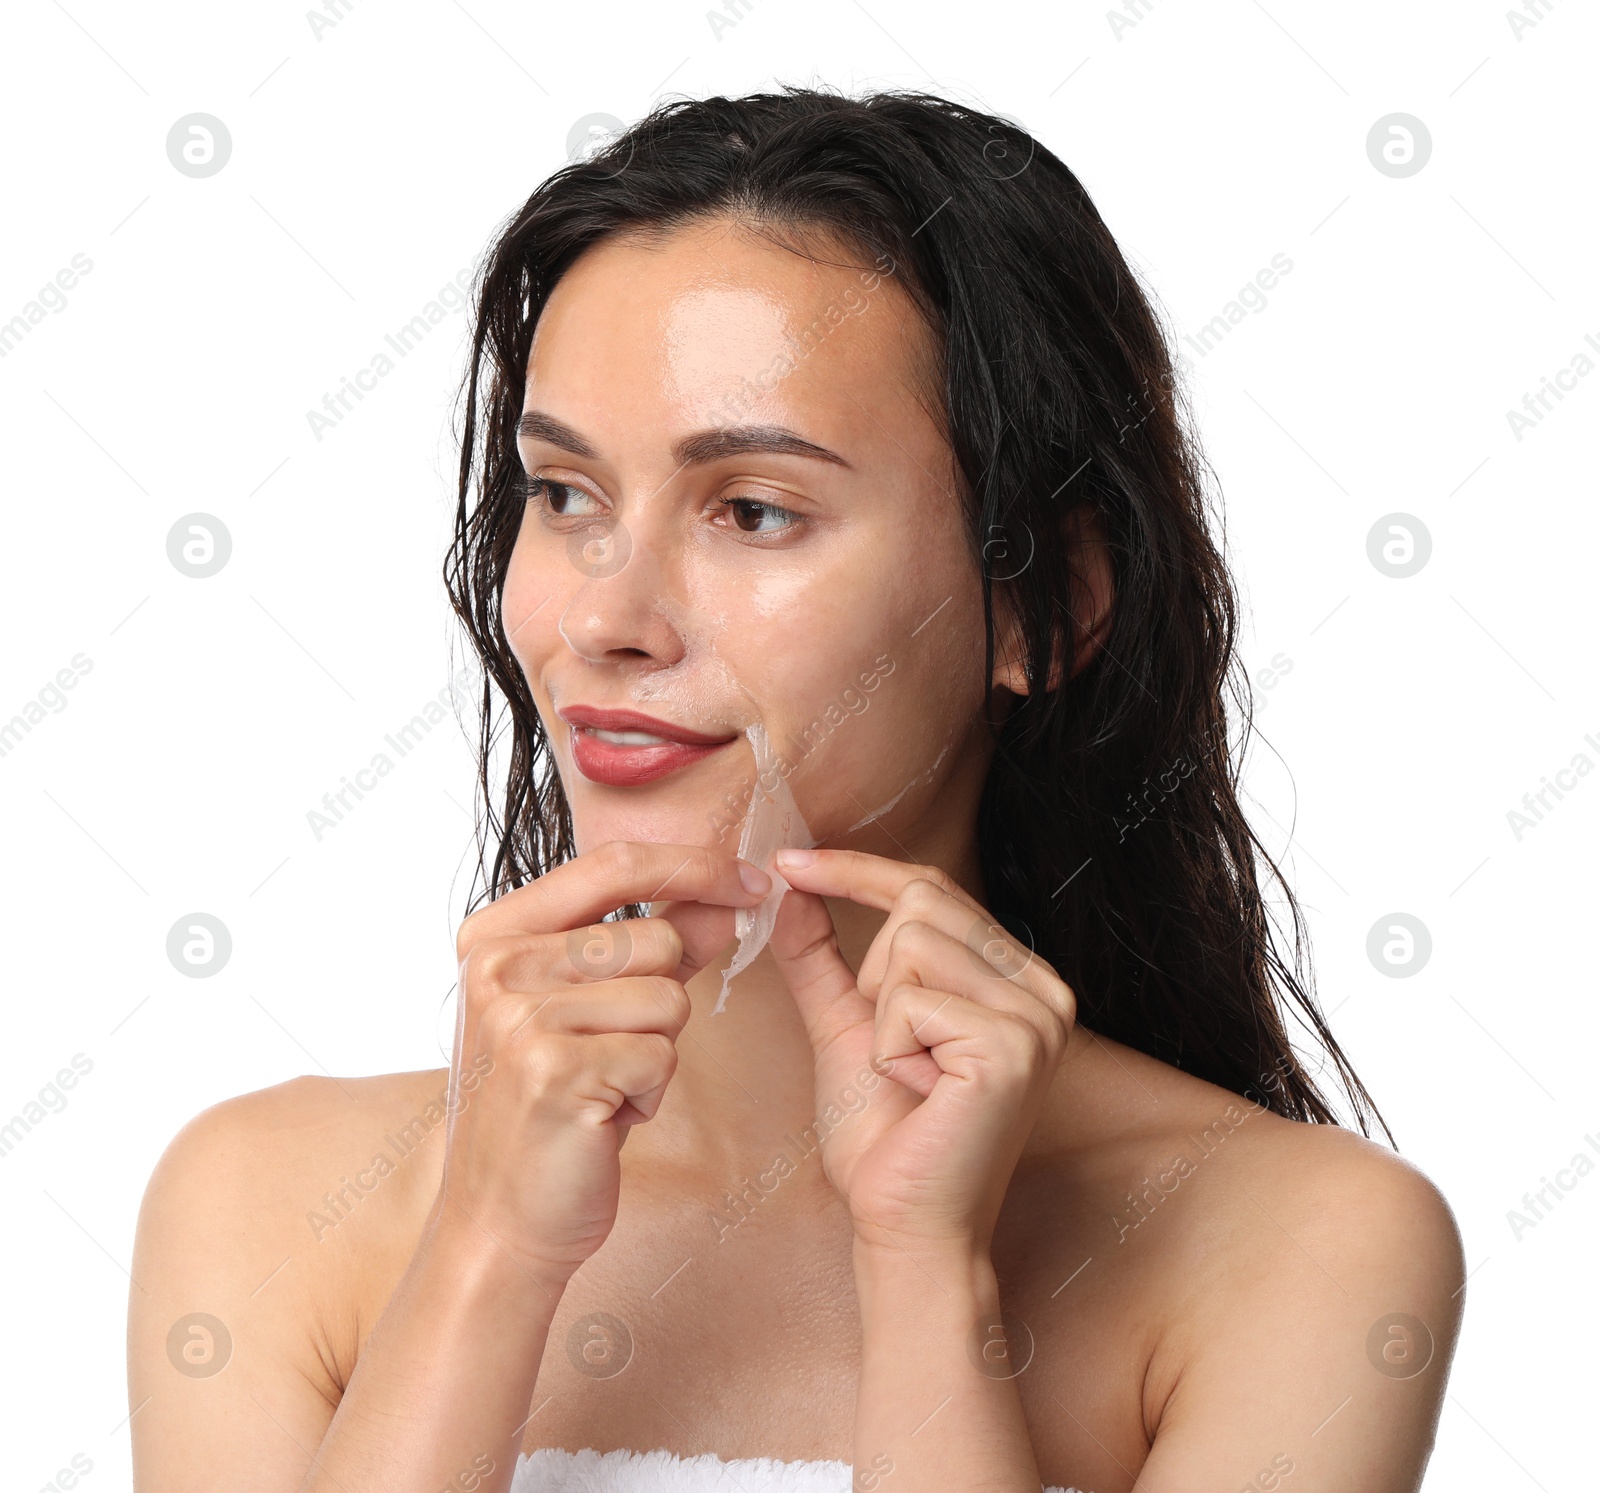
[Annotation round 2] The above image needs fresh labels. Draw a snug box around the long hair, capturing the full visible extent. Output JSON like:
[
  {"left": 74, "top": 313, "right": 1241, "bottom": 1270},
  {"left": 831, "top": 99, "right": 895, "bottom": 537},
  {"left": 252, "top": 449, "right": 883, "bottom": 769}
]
[{"left": 443, "top": 84, "right": 1392, "bottom": 1143}]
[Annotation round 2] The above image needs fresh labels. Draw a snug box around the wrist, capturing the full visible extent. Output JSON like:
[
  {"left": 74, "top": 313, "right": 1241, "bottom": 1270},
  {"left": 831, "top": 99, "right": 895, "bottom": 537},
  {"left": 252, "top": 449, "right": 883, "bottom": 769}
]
[
  {"left": 852, "top": 1234, "right": 999, "bottom": 1315},
  {"left": 852, "top": 1239, "right": 1031, "bottom": 1393},
  {"left": 851, "top": 1222, "right": 993, "bottom": 1273},
  {"left": 423, "top": 1189, "right": 576, "bottom": 1309}
]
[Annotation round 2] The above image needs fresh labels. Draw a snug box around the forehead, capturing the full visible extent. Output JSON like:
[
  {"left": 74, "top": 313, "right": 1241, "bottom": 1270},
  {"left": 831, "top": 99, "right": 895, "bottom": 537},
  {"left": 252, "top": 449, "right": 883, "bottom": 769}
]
[{"left": 523, "top": 218, "right": 937, "bottom": 434}]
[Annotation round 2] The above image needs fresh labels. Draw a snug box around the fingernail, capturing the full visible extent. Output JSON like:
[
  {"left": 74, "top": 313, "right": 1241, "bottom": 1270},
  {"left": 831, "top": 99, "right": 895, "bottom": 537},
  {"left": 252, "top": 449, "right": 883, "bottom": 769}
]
[
  {"left": 774, "top": 847, "right": 818, "bottom": 870},
  {"left": 739, "top": 861, "right": 773, "bottom": 895}
]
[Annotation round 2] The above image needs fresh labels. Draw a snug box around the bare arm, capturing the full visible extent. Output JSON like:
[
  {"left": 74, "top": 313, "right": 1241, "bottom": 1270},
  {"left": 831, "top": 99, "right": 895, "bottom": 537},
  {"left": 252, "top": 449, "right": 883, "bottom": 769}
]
[
  {"left": 852, "top": 1241, "right": 1041, "bottom": 1492},
  {"left": 765, "top": 847, "right": 1465, "bottom": 1493},
  {"left": 129, "top": 1080, "right": 361, "bottom": 1493},
  {"left": 126, "top": 1078, "right": 565, "bottom": 1493},
  {"left": 840, "top": 1124, "right": 1463, "bottom": 1493},
  {"left": 767, "top": 848, "right": 1071, "bottom": 1491},
  {"left": 297, "top": 1198, "right": 566, "bottom": 1492},
  {"left": 1130, "top": 1141, "right": 1465, "bottom": 1492},
  {"left": 129, "top": 842, "right": 770, "bottom": 1493}
]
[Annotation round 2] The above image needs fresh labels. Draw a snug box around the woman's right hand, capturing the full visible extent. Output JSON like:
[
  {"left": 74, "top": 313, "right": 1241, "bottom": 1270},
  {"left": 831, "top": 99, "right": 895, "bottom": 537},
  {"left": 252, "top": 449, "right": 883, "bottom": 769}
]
[{"left": 434, "top": 841, "right": 772, "bottom": 1288}]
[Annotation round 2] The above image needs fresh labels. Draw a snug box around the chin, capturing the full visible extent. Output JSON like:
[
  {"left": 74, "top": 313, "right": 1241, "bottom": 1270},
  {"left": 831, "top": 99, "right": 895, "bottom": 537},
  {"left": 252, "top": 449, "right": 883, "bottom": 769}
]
[{"left": 567, "top": 789, "right": 745, "bottom": 859}]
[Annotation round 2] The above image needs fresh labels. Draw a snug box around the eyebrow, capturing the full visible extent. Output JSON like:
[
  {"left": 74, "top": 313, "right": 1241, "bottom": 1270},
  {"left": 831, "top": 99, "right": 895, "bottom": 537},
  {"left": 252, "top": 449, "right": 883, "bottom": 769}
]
[{"left": 516, "top": 409, "right": 853, "bottom": 470}]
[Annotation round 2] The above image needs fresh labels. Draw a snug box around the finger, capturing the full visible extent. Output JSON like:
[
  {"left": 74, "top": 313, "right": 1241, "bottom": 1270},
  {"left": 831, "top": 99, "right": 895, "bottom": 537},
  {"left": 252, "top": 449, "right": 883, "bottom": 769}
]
[
  {"left": 565, "top": 904, "right": 734, "bottom": 986},
  {"left": 854, "top": 875, "right": 1002, "bottom": 1002},
  {"left": 560, "top": 1030, "right": 680, "bottom": 1123},
  {"left": 875, "top": 919, "right": 1056, "bottom": 1022},
  {"left": 471, "top": 917, "right": 684, "bottom": 990},
  {"left": 652, "top": 899, "right": 739, "bottom": 983},
  {"left": 457, "top": 841, "right": 771, "bottom": 957},
  {"left": 767, "top": 886, "right": 875, "bottom": 1059},
  {"left": 771, "top": 847, "right": 982, "bottom": 916},
  {"left": 874, "top": 985, "right": 1040, "bottom": 1100},
  {"left": 510, "top": 976, "right": 690, "bottom": 1041}
]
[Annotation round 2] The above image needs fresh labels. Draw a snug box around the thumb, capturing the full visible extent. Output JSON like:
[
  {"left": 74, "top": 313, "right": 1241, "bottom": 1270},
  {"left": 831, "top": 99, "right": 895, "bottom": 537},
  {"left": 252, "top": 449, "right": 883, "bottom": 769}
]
[{"left": 768, "top": 887, "right": 874, "bottom": 1058}]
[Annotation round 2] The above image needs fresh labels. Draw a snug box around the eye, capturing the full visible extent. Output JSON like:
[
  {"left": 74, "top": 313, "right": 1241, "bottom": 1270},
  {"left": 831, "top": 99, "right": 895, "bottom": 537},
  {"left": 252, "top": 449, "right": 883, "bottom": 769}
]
[
  {"left": 715, "top": 495, "right": 802, "bottom": 536},
  {"left": 524, "top": 475, "right": 606, "bottom": 518}
]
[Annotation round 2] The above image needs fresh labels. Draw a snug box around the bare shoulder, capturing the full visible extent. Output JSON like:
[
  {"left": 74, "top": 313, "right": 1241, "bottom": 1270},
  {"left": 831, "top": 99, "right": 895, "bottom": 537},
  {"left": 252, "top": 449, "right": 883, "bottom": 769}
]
[
  {"left": 131, "top": 1068, "right": 452, "bottom": 1388},
  {"left": 1224, "top": 1094, "right": 1461, "bottom": 1253},
  {"left": 1005, "top": 1034, "right": 1465, "bottom": 1485},
  {"left": 1153, "top": 1059, "right": 1463, "bottom": 1299},
  {"left": 128, "top": 1071, "right": 454, "bottom": 1485},
  {"left": 1041, "top": 1029, "right": 1462, "bottom": 1258},
  {"left": 1070, "top": 1034, "right": 1465, "bottom": 1474},
  {"left": 137, "top": 1067, "right": 453, "bottom": 1245},
  {"left": 1068, "top": 1032, "right": 1464, "bottom": 1298}
]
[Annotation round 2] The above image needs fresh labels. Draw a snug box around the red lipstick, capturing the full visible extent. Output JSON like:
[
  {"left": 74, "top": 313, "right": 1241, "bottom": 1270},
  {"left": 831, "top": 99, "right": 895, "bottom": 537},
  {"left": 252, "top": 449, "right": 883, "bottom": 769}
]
[{"left": 558, "top": 705, "right": 739, "bottom": 787}]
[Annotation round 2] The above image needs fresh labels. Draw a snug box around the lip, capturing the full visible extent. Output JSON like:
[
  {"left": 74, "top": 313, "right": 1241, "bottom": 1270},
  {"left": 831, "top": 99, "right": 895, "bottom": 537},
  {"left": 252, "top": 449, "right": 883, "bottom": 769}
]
[{"left": 557, "top": 704, "right": 740, "bottom": 787}]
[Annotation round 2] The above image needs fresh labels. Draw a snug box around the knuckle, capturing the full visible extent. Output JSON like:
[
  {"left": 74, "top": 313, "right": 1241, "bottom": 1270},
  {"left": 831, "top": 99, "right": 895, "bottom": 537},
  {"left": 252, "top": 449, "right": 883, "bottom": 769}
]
[
  {"left": 644, "top": 975, "right": 687, "bottom": 1013},
  {"left": 892, "top": 879, "right": 936, "bottom": 920},
  {"left": 598, "top": 839, "right": 645, "bottom": 884},
  {"left": 888, "top": 917, "right": 933, "bottom": 956},
  {"left": 520, "top": 1033, "right": 580, "bottom": 1095},
  {"left": 477, "top": 988, "right": 540, "bottom": 1045},
  {"left": 454, "top": 909, "right": 487, "bottom": 965},
  {"left": 880, "top": 980, "right": 917, "bottom": 1015},
  {"left": 564, "top": 920, "right": 631, "bottom": 980},
  {"left": 908, "top": 868, "right": 956, "bottom": 903},
  {"left": 635, "top": 916, "right": 684, "bottom": 972},
  {"left": 641, "top": 1030, "right": 679, "bottom": 1073},
  {"left": 997, "top": 1014, "right": 1048, "bottom": 1066},
  {"left": 655, "top": 918, "right": 686, "bottom": 968},
  {"left": 460, "top": 939, "right": 511, "bottom": 998}
]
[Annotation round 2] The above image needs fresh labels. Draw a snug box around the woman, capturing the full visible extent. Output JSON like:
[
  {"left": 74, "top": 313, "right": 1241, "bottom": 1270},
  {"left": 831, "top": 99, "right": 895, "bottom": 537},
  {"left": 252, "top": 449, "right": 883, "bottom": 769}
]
[{"left": 128, "top": 86, "right": 1464, "bottom": 1492}]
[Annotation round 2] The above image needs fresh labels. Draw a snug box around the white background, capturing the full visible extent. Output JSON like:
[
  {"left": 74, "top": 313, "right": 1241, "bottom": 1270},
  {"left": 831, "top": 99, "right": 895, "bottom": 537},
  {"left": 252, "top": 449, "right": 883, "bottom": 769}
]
[{"left": 1, "top": 1, "right": 1594, "bottom": 1488}]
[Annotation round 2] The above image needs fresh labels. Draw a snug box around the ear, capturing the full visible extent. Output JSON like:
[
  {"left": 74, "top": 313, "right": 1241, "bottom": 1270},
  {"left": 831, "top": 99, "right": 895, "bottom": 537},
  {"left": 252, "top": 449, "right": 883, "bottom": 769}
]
[{"left": 990, "top": 502, "right": 1115, "bottom": 697}]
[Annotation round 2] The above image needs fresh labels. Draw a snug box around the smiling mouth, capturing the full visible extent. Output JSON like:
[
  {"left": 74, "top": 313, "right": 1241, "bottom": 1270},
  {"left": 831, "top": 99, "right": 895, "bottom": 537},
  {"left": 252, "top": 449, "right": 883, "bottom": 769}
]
[
  {"left": 558, "top": 706, "right": 741, "bottom": 787},
  {"left": 586, "top": 727, "right": 675, "bottom": 746}
]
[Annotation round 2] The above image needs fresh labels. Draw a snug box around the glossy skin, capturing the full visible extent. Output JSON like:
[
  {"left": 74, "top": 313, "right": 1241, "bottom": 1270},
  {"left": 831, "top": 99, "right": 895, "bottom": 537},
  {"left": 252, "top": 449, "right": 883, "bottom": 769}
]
[
  {"left": 508, "top": 217, "right": 991, "bottom": 866},
  {"left": 128, "top": 219, "right": 1464, "bottom": 1493}
]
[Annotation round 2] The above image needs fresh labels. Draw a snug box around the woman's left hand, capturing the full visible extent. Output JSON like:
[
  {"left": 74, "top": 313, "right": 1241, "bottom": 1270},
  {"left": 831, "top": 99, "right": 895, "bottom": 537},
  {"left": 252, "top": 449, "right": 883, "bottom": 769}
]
[{"left": 767, "top": 848, "right": 1077, "bottom": 1260}]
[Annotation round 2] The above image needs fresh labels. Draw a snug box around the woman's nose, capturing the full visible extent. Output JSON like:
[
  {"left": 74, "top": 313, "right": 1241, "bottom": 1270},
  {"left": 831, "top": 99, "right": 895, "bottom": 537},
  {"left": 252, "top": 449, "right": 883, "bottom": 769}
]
[{"left": 556, "top": 521, "right": 686, "bottom": 666}]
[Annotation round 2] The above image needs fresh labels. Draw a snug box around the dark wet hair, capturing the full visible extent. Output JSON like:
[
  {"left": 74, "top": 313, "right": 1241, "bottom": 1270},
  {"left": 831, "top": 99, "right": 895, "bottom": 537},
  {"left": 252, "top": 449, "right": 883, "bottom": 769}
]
[{"left": 445, "top": 83, "right": 1391, "bottom": 1142}]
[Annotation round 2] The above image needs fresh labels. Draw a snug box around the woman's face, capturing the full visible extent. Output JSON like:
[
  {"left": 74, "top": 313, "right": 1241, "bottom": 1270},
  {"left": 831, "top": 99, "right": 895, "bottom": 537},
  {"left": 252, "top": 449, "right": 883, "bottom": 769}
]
[{"left": 503, "top": 216, "right": 1002, "bottom": 862}]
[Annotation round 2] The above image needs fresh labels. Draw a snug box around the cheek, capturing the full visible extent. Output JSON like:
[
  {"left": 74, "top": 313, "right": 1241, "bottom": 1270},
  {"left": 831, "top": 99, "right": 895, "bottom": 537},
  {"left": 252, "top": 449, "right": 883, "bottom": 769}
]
[
  {"left": 789, "top": 605, "right": 986, "bottom": 838},
  {"left": 717, "top": 531, "right": 989, "bottom": 838},
  {"left": 501, "top": 522, "right": 572, "bottom": 673}
]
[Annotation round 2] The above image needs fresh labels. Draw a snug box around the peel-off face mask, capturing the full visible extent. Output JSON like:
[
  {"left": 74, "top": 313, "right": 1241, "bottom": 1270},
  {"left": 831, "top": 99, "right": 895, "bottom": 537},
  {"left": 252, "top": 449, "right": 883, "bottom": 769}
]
[
  {"left": 560, "top": 530, "right": 951, "bottom": 1010},
  {"left": 713, "top": 720, "right": 816, "bottom": 1014}
]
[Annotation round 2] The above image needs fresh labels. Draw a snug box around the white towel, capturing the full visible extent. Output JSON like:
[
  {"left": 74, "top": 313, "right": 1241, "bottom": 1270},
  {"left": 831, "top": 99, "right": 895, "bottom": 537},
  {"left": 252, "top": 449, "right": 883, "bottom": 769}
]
[{"left": 510, "top": 1445, "right": 1085, "bottom": 1492}]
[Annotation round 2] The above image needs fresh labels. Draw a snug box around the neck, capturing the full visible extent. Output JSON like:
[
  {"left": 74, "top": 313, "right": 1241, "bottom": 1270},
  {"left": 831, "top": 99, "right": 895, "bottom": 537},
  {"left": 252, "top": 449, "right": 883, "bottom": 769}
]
[
  {"left": 617, "top": 726, "right": 1115, "bottom": 1187},
  {"left": 624, "top": 795, "right": 993, "bottom": 1185}
]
